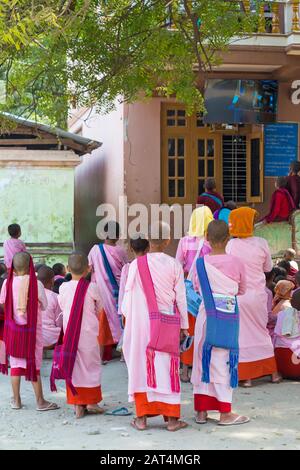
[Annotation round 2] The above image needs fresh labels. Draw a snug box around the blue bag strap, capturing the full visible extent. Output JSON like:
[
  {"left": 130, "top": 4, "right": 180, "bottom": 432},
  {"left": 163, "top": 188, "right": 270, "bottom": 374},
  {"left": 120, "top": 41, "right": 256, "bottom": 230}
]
[
  {"left": 196, "top": 258, "right": 215, "bottom": 313},
  {"left": 99, "top": 243, "right": 119, "bottom": 292},
  {"left": 201, "top": 192, "right": 223, "bottom": 207}
]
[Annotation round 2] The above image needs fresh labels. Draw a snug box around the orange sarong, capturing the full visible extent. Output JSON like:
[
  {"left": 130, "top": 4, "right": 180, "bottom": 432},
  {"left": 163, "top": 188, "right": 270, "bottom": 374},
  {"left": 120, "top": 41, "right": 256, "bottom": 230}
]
[
  {"left": 98, "top": 308, "right": 115, "bottom": 346},
  {"left": 238, "top": 356, "right": 277, "bottom": 381},
  {"left": 134, "top": 392, "right": 180, "bottom": 419},
  {"left": 67, "top": 385, "right": 102, "bottom": 405},
  {"left": 181, "top": 313, "right": 196, "bottom": 366}
]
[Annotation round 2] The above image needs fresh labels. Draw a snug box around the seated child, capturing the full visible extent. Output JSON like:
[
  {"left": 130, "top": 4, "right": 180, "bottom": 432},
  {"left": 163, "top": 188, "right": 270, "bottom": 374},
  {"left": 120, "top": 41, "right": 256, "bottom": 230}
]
[
  {"left": 191, "top": 220, "right": 249, "bottom": 426},
  {"left": 3, "top": 224, "right": 26, "bottom": 269},
  {"left": 277, "top": 260, "right": 296, "bottom": 284},
  {"left": 274, "top": 288, "right": 300, "bottom": 379},
  {"left": 37, "top": 266, "right": 62, "bottom": 349},
  {"left": 262, "top": 176, "right": 295, "bottom": 224},
  {"left": 57, "top": 252, "right": 103, "bottom": 419},
  {"left": 283, "top": 248, "right": 298, "bottom": 273},
  {"left": 0, "top": 252, "right": 59, "bottom": 411},
  {"left": 53, "top": 263, "right": 67, "bottom": 281}
]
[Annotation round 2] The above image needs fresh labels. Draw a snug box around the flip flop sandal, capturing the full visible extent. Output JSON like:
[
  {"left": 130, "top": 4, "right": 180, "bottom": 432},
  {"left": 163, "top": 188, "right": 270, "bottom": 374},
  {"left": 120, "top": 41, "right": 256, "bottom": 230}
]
[
  {"left": 195, "top": 418, "right": 207, "bottom": 424},
  {"left": 86, "top": 407, "right": 105, "bottom": 415},
  {"left": 131, "top": 418, "right": 147, "bottom": 431},
  {"left": 218, "top": 416, "right": 250, "bottom": 426},
  {"left": 36, "top": 402, "right": 59, "bottom": 412},
  {"left": 105, "top": 407, "right": 132, "bottom": 416},
  {"left": 10, "top": 399, "right": 22, "bottom": 410},
  {"left": 167, "top": 421, "right": 188, "bottom": 432}
]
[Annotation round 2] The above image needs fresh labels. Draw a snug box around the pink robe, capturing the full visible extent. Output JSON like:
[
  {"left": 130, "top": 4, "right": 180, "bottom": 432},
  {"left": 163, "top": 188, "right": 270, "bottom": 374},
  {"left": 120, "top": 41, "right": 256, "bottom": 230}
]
[
  {"left": 118, "top": 263, "right": 130, "bottom": 316},
  {"left": 191, "top": 254, "right": 246, "bottom": 405},
  {"left": 58, "top": 281, "right": 102, "bottom": 388},
  {"left": 274, "top": 309, "right": 300, "bottom": 350},
  {"left": 176, "top": 236, "right": 211, "bottom": 275},
  {"left": 121, "top": 253, "right": 188, "bottom": 404},
  {"left": 88, "top": 243, "right": 128, "bottom": 342},
  {"left": 42, "top": 289, "right": 62, "bottom": 348},
  {"left": 0, "top": 276, "right": 47, "bottom": 371},
  {"left": 226, "top": 237, "right": 275, "bottom": 364},
  {"left": 3, "top": 238, "right": 26, "bottom": 268}
]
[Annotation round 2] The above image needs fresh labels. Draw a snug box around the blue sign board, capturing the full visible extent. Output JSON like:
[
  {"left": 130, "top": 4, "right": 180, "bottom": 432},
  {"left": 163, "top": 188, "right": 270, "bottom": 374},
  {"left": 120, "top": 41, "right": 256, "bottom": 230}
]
[{"left": 264, "top": 123, "right": 299, "bottom": 176}]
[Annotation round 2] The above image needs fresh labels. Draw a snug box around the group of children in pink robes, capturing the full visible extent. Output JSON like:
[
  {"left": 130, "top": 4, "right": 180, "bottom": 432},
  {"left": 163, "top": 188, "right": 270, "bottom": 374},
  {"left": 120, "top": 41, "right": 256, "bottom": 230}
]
[{"left": 1, "top": 208, "right": 300, "bottom": 431}]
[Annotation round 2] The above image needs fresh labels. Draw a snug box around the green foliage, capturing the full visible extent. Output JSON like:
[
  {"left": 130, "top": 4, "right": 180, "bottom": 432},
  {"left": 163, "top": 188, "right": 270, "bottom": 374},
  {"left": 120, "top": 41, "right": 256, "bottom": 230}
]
[{"left": 0, "top": 0, "right": 261, "bottom": 125}]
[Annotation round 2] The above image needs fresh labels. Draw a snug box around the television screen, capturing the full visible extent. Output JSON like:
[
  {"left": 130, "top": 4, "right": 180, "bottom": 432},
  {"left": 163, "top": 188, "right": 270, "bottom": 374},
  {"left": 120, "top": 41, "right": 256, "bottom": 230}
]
[{"left": 204, "top": 79, "right": 278, "bottom": 124}]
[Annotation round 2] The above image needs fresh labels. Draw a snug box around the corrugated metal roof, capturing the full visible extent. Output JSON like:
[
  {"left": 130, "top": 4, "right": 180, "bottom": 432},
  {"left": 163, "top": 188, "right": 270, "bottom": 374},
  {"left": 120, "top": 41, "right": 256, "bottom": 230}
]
[{"left": 0, "top": 112, "right": 102, "bottom": 154}]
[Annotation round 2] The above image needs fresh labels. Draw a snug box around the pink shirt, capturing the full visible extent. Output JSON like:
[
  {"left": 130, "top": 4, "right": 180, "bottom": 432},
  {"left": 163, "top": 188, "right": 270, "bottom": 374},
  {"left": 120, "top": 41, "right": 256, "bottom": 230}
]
[
  {"left": 0, "top": 276, "right": 47, "bottom": 370},
  {"left": 58, "top": 280, "right": 103, "bottom": 388},
  {"left": 3, "top": 238, "right": 26, "bottom": 268},
  {"left": 42, "top": 289, "right": 62, "bottom": 348},
  {"left": 176, "top": 236, "right": 211, "bottom": 274},
  {"left": 193, "top": 254, "right": 247, "bottom": 296}
]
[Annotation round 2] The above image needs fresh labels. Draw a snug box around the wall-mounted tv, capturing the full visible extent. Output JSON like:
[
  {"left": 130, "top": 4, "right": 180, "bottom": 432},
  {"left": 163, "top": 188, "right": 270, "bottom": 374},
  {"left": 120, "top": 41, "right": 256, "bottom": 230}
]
[{"left": 204, "top": 79, "right": 278, "bottom": 124}]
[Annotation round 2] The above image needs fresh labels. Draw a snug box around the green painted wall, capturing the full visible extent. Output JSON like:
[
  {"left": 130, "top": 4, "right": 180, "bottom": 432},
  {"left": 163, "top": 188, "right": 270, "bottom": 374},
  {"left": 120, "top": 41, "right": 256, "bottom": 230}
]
[{"left": 0, "top": 167, "right": 74, "bottom": 264}]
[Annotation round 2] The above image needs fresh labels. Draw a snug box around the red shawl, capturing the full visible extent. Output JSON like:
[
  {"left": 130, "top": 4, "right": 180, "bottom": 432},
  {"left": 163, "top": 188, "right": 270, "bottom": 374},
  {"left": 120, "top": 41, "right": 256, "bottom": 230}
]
[
  {"left": 0, "top": 256, "right": 38, "bottom": 381},
  {"left": 265, "top": 188, "right": 296, "bottom": 224},
  {"left": 50, "top": 278, "right": 90, "bottom": 395}
]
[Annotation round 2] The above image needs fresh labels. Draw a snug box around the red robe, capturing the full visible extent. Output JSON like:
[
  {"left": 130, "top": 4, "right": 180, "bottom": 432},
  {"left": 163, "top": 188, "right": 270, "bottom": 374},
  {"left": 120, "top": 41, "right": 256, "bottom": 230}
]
[
  {"left": 287, "top": 175, "right": 300, "bottom": 208},
  {"left": 264, "top": 188, "right": 295, "bottom": 224}
]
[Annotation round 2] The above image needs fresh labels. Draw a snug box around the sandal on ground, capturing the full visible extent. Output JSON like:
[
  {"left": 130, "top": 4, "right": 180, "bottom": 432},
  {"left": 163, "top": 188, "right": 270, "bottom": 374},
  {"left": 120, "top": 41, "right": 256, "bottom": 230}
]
[
  {"left": 36, "top": 402, "right": 59, "bottom": 412},
  {"left": 167, "top": 420, "right": 188, "bottom": 432},
  {"left": 10, "top": 399, "right": 22, "bottom": 410},
  {"left": 271, "top": 377, "right": 283, "bottom": 384},
  {"left": 239, "top": 380, "right": 252, "bottom": 388},
  {"left": 218, "top": 415, "right": 250, "bottom": 426},
  {"left": 131, "top": 418, "right": 147, "bottom": 431},
  {"left": 86, "top": 406, "right": 105, "bottom": 415},
  {"left": 105, "top": 407, "right": 132, "bottom": 416}
]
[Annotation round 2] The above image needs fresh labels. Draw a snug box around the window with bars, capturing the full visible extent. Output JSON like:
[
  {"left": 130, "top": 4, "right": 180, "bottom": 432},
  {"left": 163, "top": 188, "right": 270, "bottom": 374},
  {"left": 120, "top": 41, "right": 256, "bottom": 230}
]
[
  {"left": 161, "top": 104, "right": 263, "bottom": 205},
  {"left": 222, "top": 135, "right": 247, "bottom": 202}
]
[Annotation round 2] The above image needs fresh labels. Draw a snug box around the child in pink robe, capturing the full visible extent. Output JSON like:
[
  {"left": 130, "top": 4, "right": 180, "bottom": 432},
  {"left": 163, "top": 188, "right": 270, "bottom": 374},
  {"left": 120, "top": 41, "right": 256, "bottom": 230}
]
[
  {"left": 3, "top": 223, "right": 26, "bottom": 269},
  {"left": 122, "top": 222, "right": 189, "bottom": 432},
  {"left": 58, "top": 252, "right": 103, "bottom": 419},
  {"left": 227, "top": 207, "right": 279, "bottom": 386},
  {"left": 37, "top": 266, "right": 62, "bottom": 349},
  {"left": 0, "top": 252, "right": 58, "bottom": 412},
  {"left": 192, "top": 220, "right": 249, "bottom": 426},
  {"left": 176, "top": 206, "right": 213, "bottom": 382},
  {"left": 88, "top": 221, "right": 128, "bottom": 352}
]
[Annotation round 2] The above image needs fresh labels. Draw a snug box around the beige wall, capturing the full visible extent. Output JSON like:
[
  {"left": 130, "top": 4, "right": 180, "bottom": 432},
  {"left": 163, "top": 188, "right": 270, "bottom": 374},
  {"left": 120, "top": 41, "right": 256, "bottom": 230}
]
[{"left": 70, "top": 105, "right": 125, "bottom": 252}]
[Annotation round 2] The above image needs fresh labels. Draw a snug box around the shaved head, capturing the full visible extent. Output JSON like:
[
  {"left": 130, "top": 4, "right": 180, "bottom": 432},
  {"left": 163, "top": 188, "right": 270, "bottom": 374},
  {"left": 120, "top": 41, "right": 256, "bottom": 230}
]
[
  {"left": 37, "top": 265, "right": 54, "bottom": 286},
  {"left": 207, "top": 220, "right": 229, "bottom": 245},
  {"left": 68, "top": 252, "right": 88, "bottom": 275},
  {"left": 13, "top": 252, "right": 30, "bottom": 273}
]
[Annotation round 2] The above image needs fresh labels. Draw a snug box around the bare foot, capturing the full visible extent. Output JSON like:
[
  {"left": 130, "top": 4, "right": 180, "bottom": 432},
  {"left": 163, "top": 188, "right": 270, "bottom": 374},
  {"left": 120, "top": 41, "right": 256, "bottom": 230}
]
[
  {"left": 271, "top": 372, "right": 282, "bottom": 384},
  {"left": 180, "top": 365, "right": 190, "bottom": 383},
  {"left": 36, "top": 400, "right": 59, "bottom": 412},
  {"left": 219, "top": 412, "right": 250, "bottom": 426},
  {"left": 131, "top": 417, "right": 147, "bottom": 431},
  {"left": 75, "top": 405, "right": 86, "bottom": 419},
  {"left": 239, "top": 379, "right": 252, "bottom": 388},
  {"left": 195, "top": 411, "right": 208, "bottom": 424},
  {"left": 86, "top": 404, "right": 105, "bottom": 415},
  {"left": 167, "top": 418, "right": 188, "bottom": 432}
]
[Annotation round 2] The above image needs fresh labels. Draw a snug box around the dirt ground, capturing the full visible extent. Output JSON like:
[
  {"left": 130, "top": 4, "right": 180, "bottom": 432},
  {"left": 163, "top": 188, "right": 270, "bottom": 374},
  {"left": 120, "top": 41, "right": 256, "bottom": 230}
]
[{"left": 0, "top": 358, "right": 300, "bottom": 450}]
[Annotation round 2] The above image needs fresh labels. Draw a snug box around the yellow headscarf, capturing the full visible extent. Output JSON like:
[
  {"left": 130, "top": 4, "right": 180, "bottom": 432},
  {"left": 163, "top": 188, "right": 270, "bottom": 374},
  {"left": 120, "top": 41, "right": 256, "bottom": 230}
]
[
  {"left": 229, "top": 207, "right": 258, "bottom": 238},
  {"left": 188, "top": 206, "right": 213, "bottom": 237}
]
